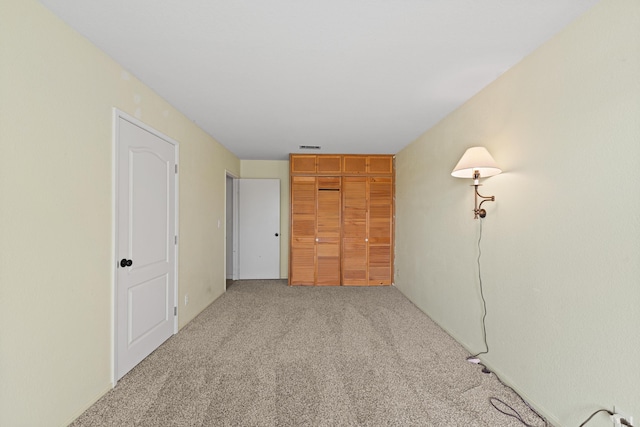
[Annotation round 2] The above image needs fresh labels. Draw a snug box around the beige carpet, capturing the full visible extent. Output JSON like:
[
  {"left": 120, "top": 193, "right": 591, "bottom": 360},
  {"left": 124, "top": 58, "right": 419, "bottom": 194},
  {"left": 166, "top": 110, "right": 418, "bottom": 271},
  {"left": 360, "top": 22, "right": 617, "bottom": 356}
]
[{"left": 70, "top": 280, "right": 545, "bottom": 426}]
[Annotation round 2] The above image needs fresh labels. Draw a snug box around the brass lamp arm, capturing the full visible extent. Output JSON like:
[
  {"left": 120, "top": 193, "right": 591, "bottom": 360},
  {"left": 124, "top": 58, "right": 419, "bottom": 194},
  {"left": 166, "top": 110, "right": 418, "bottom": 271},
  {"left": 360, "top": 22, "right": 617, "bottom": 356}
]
[{"left": 473, "top": 184, "right": 495, "bottom": 219}]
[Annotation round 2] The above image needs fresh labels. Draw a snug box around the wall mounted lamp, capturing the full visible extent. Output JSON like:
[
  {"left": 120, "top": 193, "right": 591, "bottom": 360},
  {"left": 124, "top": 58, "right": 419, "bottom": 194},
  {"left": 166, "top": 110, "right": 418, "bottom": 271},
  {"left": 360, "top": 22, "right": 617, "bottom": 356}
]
[{"left": 451, "top": 147, "right": 502, "bottom": 219}]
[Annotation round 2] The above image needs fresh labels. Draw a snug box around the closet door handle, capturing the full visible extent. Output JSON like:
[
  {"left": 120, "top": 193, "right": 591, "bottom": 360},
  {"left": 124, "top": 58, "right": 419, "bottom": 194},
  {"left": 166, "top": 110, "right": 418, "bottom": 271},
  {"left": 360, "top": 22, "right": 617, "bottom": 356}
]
[{"left": 120, "top": 258, "right": 133, "bottom": 267}]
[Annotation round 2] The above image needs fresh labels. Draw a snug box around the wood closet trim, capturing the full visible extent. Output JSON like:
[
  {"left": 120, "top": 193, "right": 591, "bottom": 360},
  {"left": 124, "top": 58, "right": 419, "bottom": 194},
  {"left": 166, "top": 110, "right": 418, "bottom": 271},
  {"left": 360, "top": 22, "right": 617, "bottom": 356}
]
[
  {"left": 290, "top": 154, "right": 394, "bottom": 176},
  {"left": 290, "top": 154, "right": 342, "bottom": 175}
]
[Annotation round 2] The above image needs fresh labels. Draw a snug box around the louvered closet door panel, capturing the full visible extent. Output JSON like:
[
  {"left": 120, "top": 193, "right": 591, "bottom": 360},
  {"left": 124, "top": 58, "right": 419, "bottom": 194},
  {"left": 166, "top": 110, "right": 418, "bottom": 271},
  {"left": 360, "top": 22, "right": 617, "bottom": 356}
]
[
  {"left": 291, "top": 240, "right": 315, "bottom": 285},
  {"left": 342, "top": 177, "right": 368, "bottom": 286},
  {"left": 316, "top": 177, "right": 341, "bottom": 285},
  {"left": 290, "top": 176, "right": 317, "bottom": 285},
  {"left": 368, "top": 177, "right": 393, "bottom": 285}
]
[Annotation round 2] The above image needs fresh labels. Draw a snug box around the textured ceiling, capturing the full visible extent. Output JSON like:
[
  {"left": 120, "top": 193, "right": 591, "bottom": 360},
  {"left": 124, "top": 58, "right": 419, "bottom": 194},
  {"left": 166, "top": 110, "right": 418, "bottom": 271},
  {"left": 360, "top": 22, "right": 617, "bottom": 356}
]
[{"left": 38, "top": 0, "right": 599, "bottom": 160}]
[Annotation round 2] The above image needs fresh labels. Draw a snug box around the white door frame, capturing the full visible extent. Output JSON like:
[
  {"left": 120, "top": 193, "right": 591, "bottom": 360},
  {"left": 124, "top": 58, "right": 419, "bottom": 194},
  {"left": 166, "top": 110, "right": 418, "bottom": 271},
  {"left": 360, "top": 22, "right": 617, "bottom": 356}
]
[
  {"left": 112, "top": 109, "right": 179, "bottom": 385},
  {"left": 225, "top": 171, "right": 240, "bottom": 283}
]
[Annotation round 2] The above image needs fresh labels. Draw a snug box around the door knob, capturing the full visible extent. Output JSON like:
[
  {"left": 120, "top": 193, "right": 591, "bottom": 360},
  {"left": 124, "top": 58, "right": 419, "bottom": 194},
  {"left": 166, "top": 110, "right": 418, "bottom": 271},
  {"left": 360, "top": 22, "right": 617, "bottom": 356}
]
[
  {"left": 120, "top": 258, "right": 133, "bottom": 267},
  {"left": 275, "top": 233, "right": 279, "bottom": 237}
]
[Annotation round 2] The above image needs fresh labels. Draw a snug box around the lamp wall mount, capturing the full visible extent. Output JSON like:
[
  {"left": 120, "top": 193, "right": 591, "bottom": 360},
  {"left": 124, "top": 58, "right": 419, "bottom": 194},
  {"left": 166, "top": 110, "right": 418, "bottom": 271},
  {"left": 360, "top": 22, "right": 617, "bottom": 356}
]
[
  {"left": 472, "top": 170, "right": 495, "bottom": 219},
  {"left": 451, "top": 147, "right": 502, "bottom": 219}
]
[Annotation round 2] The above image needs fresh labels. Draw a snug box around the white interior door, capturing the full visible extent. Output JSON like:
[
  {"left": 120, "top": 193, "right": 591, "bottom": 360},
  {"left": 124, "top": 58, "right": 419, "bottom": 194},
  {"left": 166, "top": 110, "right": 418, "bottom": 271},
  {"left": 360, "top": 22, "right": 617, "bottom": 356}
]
[
  {"left": 115, "top": 112, "right": 177, "bottom": 381},
  {"left": 238, "top": 179, "right": 280, "bottom": 279}
]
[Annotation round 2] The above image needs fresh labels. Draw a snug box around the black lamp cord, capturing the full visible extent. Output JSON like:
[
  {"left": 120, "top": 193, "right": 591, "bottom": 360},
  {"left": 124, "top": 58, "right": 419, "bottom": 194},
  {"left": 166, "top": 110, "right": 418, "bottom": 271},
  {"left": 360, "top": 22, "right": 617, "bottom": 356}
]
[
  {"left": 467, "top": 218, "right": 548, "bottom": 427},
  {"left": 471, "top": 217, "right": 489, "bottom": 359},
  {"left": 579, "top": 409, "right": 613, "bottom": 426},
  {"left": 470, "top": 221, "right": 633, "bottom": 427},
  {"left": 578, "top": 408, "right": 635, "bottom": 427}
]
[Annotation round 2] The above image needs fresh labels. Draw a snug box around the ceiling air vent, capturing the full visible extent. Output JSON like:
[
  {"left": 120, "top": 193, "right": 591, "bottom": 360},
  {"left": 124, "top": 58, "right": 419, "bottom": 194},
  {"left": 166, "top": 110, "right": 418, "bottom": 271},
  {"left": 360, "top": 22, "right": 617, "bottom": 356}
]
[{"left": 299, "top": 145, "right": 321, "bottom": 150}]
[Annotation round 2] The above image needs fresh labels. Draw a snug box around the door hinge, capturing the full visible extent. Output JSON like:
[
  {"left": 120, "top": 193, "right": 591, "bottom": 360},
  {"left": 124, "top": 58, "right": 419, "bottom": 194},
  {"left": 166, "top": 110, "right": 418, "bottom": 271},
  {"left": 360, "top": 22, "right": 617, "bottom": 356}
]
[
  {"left": 175, "top": 164, "right": 178, "bottom": 174},
  {"left": 175, "top": 235, "right": 178, "bottom": 245},
  {"left": 174, "top": 306, "right": 177, "bottom": 316}
]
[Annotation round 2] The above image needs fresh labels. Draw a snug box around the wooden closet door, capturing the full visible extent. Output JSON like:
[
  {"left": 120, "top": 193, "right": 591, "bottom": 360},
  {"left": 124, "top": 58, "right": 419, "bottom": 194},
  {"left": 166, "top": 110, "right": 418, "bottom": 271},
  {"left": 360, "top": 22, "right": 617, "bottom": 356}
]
[
  {"left": 290, "top": 176, "right": 316, "bottom": 285},
  {"left": 342, "top": 176, "right": 368, "bottom": 285},
  {"left": 290, "top": 154, "right": 394, "bottom": 287},
  {"left": 368, "top": 177, "right": 393, "bottom": 285},
  {"left": 316, "top": 177, "right": 341, "bottom": 285}
]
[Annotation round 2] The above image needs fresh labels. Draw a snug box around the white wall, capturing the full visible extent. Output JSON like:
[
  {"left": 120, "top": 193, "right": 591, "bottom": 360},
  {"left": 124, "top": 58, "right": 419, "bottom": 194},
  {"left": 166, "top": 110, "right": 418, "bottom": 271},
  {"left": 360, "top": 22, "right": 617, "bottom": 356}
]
[
  {"left": 394, "top": 1, "right": 640, "bottom": 426},
  {"left": 0, "top": 0, "right": 240, "bottom": 425}
]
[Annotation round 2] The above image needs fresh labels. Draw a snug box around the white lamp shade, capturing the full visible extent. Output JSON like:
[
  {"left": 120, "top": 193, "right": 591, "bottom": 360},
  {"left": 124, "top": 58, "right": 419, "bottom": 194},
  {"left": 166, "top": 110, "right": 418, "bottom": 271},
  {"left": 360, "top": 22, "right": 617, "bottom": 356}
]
[{"left": 451, "top": 147, "right": 502, "bottom": 179}]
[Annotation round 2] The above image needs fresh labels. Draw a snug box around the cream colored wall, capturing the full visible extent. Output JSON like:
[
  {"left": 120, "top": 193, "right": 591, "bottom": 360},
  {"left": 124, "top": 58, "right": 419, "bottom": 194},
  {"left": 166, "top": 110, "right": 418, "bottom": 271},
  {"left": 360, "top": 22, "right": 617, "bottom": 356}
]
[
  {"left": 394, "top": 0, "right": 640, "bottom": 426},
  {"left": 240, "top": 160, "right": 290, "bottom": 278},
  {"left": 0, "top": 1, "right": 240, "bottom": 425}
]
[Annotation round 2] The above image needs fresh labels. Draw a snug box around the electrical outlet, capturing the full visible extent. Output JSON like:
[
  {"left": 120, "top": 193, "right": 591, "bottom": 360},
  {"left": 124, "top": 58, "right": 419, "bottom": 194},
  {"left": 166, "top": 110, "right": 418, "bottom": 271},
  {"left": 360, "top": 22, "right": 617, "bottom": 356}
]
[
  {"left": 613, "top": 406, "right": 634, "bottom": 427},
  {"left": 185, "top": 294, "right": 189, "bottom": 305}
]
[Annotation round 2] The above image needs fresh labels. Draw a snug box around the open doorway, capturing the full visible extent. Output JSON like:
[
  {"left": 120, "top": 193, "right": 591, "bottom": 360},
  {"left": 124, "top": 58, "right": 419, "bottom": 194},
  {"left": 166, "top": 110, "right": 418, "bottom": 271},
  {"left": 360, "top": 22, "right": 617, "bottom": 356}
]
[{"left": 225, "top": 173, "right": 239, "bottom": 288}]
